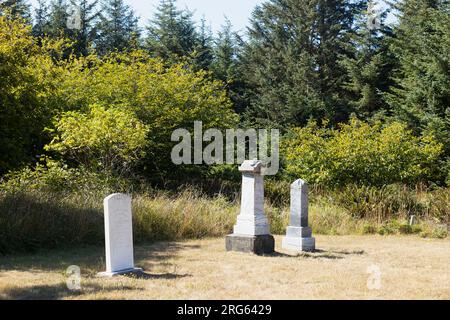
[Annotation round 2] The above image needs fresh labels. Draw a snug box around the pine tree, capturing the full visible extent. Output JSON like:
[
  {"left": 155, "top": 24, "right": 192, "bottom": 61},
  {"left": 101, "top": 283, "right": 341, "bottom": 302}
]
[
  {"left": 32, "top": 0, "right": 50, "bottom": 37},
  {"left": 71, "top": 0, "right": 101, "bottom": 56},
  {"left": 146, "top": 0, "right": 199, "bottom": 63},
  {"left": 341, "top": 1, "right": 396, "bottom": 119},
  {"left": 212, "top": 18, "right": 247, "bottom": 113},
  {"left": 192, "top": 17, "right": 214, "bottom": 71},
  {"left": 0, "top": 0, "right": 30, "bottom": 19},
  {"left": 241, "top": 0, "right": 364, "bottom": 128},
  {"left": 212, "top": 18, "right": 238, "bottom": 81},
  {"left": 95, "top": 0, "right": 141, "bottom": 55},
  {"left": 46, "top": 0, "right": 73, "bottom": 39},
  {"left": 386, "top": 0, "right": 449, "bottom": 154}
]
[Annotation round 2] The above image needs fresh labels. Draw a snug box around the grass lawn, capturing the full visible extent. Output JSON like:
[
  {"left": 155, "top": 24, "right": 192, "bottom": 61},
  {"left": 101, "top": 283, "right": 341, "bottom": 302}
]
[{"left": 0, "top": 235, "right": 448, "bottom": 300}]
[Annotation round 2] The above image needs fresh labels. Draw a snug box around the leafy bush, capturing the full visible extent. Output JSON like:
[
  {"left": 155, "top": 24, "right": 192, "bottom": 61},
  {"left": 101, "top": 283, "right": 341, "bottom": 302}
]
[
  {"left": 282, "top": 118, "right": 444, "bottom": 187},
  {"left": 56, "top": 51, "right": 239, "bottom": 181},
  {"left": 0, "top": 160, "right": 132, "bottom": 195},
  {"left": 45, "top": 104, "right": 149, "bottom": 176},
  {"left": 0, "top": 16, "right": 69, "bottom": 174},
  {"left": 0, "top": 17, "right": 238, "bottom": 181}
]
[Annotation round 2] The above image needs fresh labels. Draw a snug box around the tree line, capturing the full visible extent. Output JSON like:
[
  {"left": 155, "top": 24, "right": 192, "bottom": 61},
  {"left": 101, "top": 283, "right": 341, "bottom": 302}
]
[{"left": 0, "top": 0, "right": 449, "bottom": 185}]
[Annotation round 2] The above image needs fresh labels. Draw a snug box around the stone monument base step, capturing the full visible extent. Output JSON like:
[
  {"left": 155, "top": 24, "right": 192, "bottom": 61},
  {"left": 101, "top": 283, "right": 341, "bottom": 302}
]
[
  {"left": 97, "top": 267, "right": 143, "bottom": 278},
  {"left": 282, "top": 236, "right": 315, "bottom": 252},
  {"left": 226, "top": 234, "right": 275, "bottom": 255}
]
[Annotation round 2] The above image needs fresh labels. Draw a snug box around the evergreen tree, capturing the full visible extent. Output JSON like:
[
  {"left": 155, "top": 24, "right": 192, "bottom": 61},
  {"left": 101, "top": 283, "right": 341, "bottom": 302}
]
[
  {"left": 212, "top": 18, "right": 247, "bottom": 113},
  {"left": 146, "top": 0, "right": 199, "bottom": 63},
  {"left": 95, "top": 0, "right": 140, "bottom": 55},
  {"left": 341, "top": 1, "right": 396, "bottom": 119},
  {"left": 0, "top": 0, "right": 30, "bottom": 19},
  {"left": 46, "top": 0, "right": 73, "bottom": 39},
  {"left": 32, "top": 0, "right": 50, "bottom": 37},
  {"left": 386, "top": 0, "right": 450, "bottom": 154},
  {"left": 212, "top": 18, "right": 238, "bottom": 82},
  {"left": 192, "top": 17, "right": 214, "bottom": 70},
  {"left": 71, "top": 0, "right": 100, "bottom": 56},
  {"left": 34, "top": 0, "right": 100, "bottom": 56},
  {"left": 241, "top": 0, "right": 364, "bottom": 128}
]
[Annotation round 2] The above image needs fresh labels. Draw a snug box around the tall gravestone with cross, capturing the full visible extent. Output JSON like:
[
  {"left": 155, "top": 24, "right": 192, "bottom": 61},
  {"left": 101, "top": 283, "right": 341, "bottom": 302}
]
[
  {"left": 226, "top": 160, "right": 275, "bottom": 254},
  {"left": 282, "top": 179, "right": 316, "bottom": 252},
  {"left": 98, "top": 193, "right": 142, "bottom": 277}
]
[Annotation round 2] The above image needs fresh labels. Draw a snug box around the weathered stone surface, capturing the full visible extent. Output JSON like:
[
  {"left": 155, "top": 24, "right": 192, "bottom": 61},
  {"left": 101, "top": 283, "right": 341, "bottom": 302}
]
[
  {"left": 226, "top": 234, "right": 275, "bottom": 255},
  {"left": 282, "top": 236, "right": 315, "bottom": 252},
  {"left": 232, "top": 160, "right": 270, "bottom": 236},
  {"left": 290, "top": 179, "right": 309, "bottom": 227},
  {"left": 227, "top": 160, "right": 274, "bottom": 254},
  {"left": 98, "top": 193, "right": 142, "bottom": 277},
  {"left": 282, "top": 179, "right": 316, "bottom": 253},
  {"left": 285, "top": 226, "right": 312, "bottom": 238}
]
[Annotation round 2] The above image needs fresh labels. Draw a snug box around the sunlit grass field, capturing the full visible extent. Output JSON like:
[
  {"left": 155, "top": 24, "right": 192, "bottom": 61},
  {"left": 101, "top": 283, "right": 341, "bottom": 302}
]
[{"left": 0, "top": 235, "right": 448, "bottom": 300}]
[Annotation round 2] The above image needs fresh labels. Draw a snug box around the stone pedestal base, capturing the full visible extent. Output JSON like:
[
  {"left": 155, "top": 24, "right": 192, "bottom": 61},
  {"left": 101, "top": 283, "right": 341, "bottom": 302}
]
[
  {"left": 282, "top": 236, "right": 315, "bottom": 252},
  {"left": 226, "top": 234, "right": 275, "bottom": 255},
  {"left": 97, "top": 267, "right": 143, "bottom": 278}
]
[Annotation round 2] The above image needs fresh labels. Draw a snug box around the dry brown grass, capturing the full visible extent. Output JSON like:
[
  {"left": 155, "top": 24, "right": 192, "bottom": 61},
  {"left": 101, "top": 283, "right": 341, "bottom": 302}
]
[{"left": 0, "top": 235, "right": 448, "bottom": 300}]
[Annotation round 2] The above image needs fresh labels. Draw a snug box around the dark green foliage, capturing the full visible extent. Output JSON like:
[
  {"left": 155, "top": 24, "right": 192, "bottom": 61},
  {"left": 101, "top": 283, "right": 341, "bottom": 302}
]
[
  {"left": 192, "top": 17, "right": 214, "bottom": 71},
  {"left": 0, "top": 0, "right": 30, "bottom": 19},
  {"left": 95, "top": 0, "right": 140, "bottom": 55},
  {"left": 211, "top": 18, "right": 247, "bottom": 113},
  {"left": 241, "top": 0, "right": 364, "bottom": 128},
  {"left": 31, "top": 0, "right": 50, "bottom": 37},
  {"left": 386, "top": 0, "right": 450, "bottom": 156},
  {"left": 146, "top": 0, "right": 199, "bottom": 63},
  {"left": 341, "top": 2, "right": 396, "bottom": 119},
  {"left": 45, "top": 0, "right": 72, "bottom": 38},
  {"left": 70, "top": 0, "right": 101, "bottom": 56}
]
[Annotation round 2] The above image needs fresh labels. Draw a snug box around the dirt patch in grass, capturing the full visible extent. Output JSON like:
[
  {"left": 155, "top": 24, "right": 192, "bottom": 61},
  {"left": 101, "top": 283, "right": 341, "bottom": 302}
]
[{"left": 0, "top": 235, "right": 448, "bottom": 300}]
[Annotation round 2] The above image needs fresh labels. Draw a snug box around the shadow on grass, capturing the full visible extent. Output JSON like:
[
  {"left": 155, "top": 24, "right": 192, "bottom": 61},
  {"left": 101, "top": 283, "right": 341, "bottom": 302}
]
[
  {"left": 299, "top": 249, "right": 366, "bottom": 260},
  {"left": 264, "top": 249, "right": 366, "bottom": 260},
  {"left": 0, "top": 282, "right": 140, "bottom": 300},
  {"left": 0, "top": 241, "right": 197, "bottom": 276},
  {"left": 126, "top": 270, "right": 191, "bottom": 280},
  {"left": 0, "top": 241, "right": 195, "bottom": 300}
]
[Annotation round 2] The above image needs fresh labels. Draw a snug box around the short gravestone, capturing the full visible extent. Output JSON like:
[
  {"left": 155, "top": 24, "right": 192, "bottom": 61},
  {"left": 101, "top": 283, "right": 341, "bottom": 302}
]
[
  {"left": 98, "top": 193, "right": 142, "bottom": 277},
  {"left": 282, "top": 179, "right": 316, "bottom": 252},
  {"left": 226, "top": 160, "right": 275, "bottom": 254}
]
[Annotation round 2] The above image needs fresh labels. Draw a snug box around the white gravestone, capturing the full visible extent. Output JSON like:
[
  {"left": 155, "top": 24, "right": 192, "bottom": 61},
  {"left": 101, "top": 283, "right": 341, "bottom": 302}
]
[
  {"left": 226, "top": 160, "right": 274, "bottom": 254},
  {"left": 233, "top": 160, "right": 270, "bottom": 236},
  {"left": 282, "top": 179, "right": 316, "bottom": 252},
  {"left": 98, "top": 193, "right": 142, "bottom": 277}
]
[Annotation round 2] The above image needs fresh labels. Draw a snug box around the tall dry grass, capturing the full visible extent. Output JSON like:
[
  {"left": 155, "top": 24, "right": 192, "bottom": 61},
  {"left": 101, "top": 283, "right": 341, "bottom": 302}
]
[{"left": 0, "top": 181, "right": 447, "bottom": 255}]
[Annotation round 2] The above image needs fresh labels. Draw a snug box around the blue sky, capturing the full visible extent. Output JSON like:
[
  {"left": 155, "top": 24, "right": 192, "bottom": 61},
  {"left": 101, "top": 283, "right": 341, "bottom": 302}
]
[
  {"left": 124, "top": 0, "right": 264, "bottom": 34},
  {"left": 28, "top": 0, "right": 264, "bottom": 34},
  {"left": 29, "top": 0, "right": 392, "bottom": 35}
]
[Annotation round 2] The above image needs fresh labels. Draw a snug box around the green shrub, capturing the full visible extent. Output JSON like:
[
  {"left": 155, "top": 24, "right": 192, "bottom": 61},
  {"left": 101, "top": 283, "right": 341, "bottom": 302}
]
[
  {"left": 0, "top": 16, "right": 70, "bottom": 174},
  {"left": 398, "top": 223, "right": 413, "bottom": 235},
  {"left": 56, "top": 51, "right": 239, "bottom": 181},
  {"left": 45, "top": 104, "right": 149, "bottom": 176},
  {"left": 282, "top": 118, "right": 444, "bottom": 187},
  {"left": 265, "top": 180, "right": 291, "bottom": 207},
  {"left": 362, "top": 223, "right": 377, "bottom": 234},
  {"left": 0, "top": 160, "right": 132, "bottom": 195}
]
